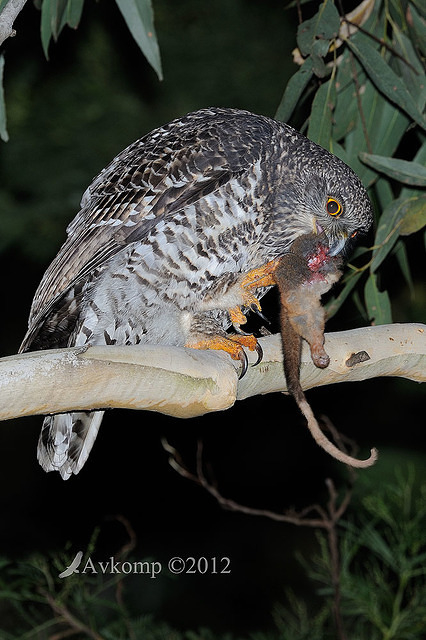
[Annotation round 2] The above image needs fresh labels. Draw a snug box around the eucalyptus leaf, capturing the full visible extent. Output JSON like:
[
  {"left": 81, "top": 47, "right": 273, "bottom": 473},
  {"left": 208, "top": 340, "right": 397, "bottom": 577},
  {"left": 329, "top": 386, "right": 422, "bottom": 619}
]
[
  {"left": 0, "top": 54, "right": 8, "bottom": 142},
  {"left": 344, "top": 80, "right": 410, "bottom": 186},
  {"left": 40, "top": 0, "right": 68, "bottom": 57},
  {"left": 66, "top": 0, "right": 84, "bottom": 29},
  {"left": 325, "top": 269, "right": 363, "bottom": 320},
  {"left": 393, "top": 29, "right": 426, "bottom": 111},
  {"left": 371, "top": 200, "right": 403, "bottom": 272},
  {"left": 296, "top": 0, "right": 340, "bottom": 57},
  {"left": 275, "top": 57, "right": 314, "bottom": 123},
  {"left": 409, "top": 3, "right": 426, "bottom": 58},
  {"left": 307, "top": 76, "right": 336, "bottom": 148},
  {"left": 360, "top": 153, "right": 426, "bottom": 186},
  {"left": 115, "top": 0, "right": 162, "bottom": 80},
  {"left": 374, "top": 177, "right": 394, "bottom": 212},
  {"left": 393, "top": 240, "right": 414, "bottom": 297},
  {"left": 40, "top": 0, "right": 54, "bottom": 57},
  {"left": 371, "top": 196, "right": 421, "bottom": 271},
  {"left": 400, "top": 137, "right": 426, "bottom": 200},
  {"left": 398, "top": 195, "right": 426, "bottom": 236},
  {"left": 40, "top": 0, "right": 84, "bottom": 56},
  {"left": 333, "top": 52, "right": 365, "bottom": 141},
  {"left": 346, "top": 37, "right": 426, "bottom": 130},
  {"left": 364, "top": 273, "right": 392, "bottom": 325},
  {"left": 329, "top": 139, "right": 350, "bottom": 166}
]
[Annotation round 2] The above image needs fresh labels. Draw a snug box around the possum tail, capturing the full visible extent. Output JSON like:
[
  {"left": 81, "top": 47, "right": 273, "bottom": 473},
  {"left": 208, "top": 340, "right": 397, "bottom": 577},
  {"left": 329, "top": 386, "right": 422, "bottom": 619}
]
[{"left": 294, "top": 390, "right": 378, "bottom": 468}]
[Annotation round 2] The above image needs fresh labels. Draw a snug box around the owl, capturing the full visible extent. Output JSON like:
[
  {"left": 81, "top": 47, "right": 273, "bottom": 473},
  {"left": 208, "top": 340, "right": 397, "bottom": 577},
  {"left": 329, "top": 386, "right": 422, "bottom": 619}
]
[{"left": 20, "top": 107, "right": 373, "bottom": 479}]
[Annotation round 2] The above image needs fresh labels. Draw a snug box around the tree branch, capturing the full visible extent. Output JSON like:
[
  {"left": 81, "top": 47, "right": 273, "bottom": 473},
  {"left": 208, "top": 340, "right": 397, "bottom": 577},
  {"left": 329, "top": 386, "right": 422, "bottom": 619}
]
[
  {"left": 0, "top": 323, "right": 424, "bottom": 422},
  {"left": 0, "top": 0, "right": 28, "bottom": 47}
]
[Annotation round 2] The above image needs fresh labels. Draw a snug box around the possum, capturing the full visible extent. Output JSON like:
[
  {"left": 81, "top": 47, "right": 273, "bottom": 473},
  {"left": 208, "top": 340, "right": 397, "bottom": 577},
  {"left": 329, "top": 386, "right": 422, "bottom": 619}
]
[{"left": 273, "top": 233, "right": 378, "bottom": 468}]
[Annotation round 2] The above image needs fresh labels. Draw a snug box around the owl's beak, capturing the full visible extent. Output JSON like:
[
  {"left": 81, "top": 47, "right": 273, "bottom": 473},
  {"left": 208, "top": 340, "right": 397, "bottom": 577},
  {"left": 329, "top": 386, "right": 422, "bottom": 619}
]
[
  {"left": 312, "top": 219, "right": 348, "bottom": 256},
  {"left": 327, "top": 230, "right": 348, "bottom": 256}
]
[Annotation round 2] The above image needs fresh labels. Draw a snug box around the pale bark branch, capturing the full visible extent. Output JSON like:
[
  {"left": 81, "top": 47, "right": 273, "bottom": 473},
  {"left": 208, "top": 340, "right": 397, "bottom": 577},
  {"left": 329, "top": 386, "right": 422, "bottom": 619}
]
[
  {"left": 0, "top": 0, "right": 27, "bottom": 46},
  {"left": 0, "top": 323, "right": 424, "bottom": 422}
]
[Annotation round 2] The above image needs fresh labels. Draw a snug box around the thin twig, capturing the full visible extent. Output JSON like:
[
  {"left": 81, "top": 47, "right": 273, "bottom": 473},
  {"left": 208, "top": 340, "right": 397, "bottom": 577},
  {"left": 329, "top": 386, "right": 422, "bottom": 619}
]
[
  {"left": 161, "top": 423, "right": 360, "bottom": 640},
  {"left": 49, "top": 630, "right": 78, "bottom": 640},
  {"left": 113, "top": 515, "right": 137, "bottom": 561},
  {"left": 42, "top": 591, "right": 104, "bottom": 640},
  {"left": 295, "top": 0, "right": 303, "bottom": 25},
  {"left": 161, "top": 436, "right": 354, "bottom": 530}
]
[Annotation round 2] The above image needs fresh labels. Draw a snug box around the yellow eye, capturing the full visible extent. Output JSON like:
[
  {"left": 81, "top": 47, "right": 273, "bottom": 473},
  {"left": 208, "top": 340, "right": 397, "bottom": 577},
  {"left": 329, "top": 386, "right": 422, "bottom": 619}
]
[{"left": 326, "top": 197, "right": 342, "bottom": 217}]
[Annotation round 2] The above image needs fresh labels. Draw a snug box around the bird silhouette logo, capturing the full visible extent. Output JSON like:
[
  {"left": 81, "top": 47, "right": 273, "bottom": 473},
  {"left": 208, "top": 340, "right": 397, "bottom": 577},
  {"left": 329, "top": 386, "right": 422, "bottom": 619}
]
[{"left": 58, "top": 551, "right": 83, "bottom": 578}]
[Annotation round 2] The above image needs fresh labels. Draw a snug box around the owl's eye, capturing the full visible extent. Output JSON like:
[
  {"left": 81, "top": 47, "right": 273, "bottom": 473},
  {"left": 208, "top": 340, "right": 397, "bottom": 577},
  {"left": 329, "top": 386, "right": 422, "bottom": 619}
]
[{"left": 326, "top": 197, "right": 342, "bottom": 217}]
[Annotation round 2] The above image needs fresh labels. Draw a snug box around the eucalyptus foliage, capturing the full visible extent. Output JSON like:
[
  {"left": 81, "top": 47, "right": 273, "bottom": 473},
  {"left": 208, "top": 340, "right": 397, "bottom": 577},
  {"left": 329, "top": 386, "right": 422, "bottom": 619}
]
[
  {"left": 277, "top": 0, "right": 425, "bottom": 326},
  {"left": 0, "top": 0, "right": 162, "bottom": 141}
]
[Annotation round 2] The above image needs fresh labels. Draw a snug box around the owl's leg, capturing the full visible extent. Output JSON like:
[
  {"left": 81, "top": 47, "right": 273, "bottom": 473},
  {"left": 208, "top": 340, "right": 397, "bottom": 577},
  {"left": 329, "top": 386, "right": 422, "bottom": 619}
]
[{"left": 186, "top": 314, "right": 262, "bottom": 378}]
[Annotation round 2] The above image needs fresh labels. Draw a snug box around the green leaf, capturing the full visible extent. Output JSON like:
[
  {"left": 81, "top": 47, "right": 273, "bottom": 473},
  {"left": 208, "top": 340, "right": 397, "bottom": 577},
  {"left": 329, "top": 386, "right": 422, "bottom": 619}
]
[
  {"left": 374, "top": 176, "right": 394, "bottom": 211},
  {"left": 398, "top": 194, "right": 426, "bottom": 235},
  {"left": 66, "top": 0, "right": 84, "bottom": 29},
  {"left": 329, "top": 139, "right": 350, "bottom": 165},
  {"left": 333, "top": 52, "right": 366, "bottom": 140},
  {"left": 40, "top": 0, "right": 84, "bottom": 57},
  {"left": 296, "top": 1, "right": 340, "bottom": 57},
  {"left": 360, "top": 153, "right": 426, "bottom": 186},
  {"left": 0, "top": 54, "right": 8, "bottom": 142},
  {"left": 409, "top": 4, "right": 426, "bottom": 58},
  {"left": 307, "top": 76, "right": 336, "bottom": 148},
  {"left": 115, "top": 0, "right": 163, "bottom": 81},
  {"left": 400, "top": 137, "right": 426, "bottom": 200},
  {"left": 325, "top": 269, "right": 363, "bottom": 319},
  {"left": 364, "top": 273, "right": 392, "bottom": 325},
  {"left": 393, "top": 29, "right": 426, "bottom": 111},
  {"left": 393, "top": 240, "right": 415, "bottom": 297},
  {"left": 371, "top": 195, "right": 424, "bottom": 271},
  {"left": 275, "top": 57, "right": 314, "bottom": 123},
  {"left": 346, "top": 37, "right": 426, "bottom": 130},
  {"left": 40, "top": 0, "right": 67, "bottom": 58},
  {"left": 370, "top": 197, "right": 406, "bottom": 272},
  {"left": 342, "top": 78, "right": 410, "bottom": 186}
]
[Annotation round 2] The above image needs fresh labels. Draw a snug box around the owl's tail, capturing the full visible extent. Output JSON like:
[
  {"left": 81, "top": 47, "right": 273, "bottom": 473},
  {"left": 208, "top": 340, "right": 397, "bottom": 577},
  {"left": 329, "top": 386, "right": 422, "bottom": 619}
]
[{"left": 37, "top": 410, "right": 104, "bottom": 480}]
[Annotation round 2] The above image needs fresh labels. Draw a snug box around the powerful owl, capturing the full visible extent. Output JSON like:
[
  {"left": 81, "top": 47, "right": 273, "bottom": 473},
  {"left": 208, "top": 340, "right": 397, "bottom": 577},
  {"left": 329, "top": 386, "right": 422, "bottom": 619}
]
[{"left": 20, "top": 107, "right": 373, "bottom": 479}]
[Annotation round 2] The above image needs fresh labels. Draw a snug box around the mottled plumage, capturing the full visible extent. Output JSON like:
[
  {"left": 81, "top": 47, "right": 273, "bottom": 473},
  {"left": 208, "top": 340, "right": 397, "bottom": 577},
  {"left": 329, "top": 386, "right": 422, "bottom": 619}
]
[{"left": 20, "top": 107, "right": 373, "bottom": 479}]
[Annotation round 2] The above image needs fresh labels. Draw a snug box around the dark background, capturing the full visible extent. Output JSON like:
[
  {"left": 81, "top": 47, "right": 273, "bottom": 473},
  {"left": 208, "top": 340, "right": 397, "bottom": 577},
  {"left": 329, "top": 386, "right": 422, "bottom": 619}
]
[{"left": 0, "top": 0, "right": 424, "bottom": 635}]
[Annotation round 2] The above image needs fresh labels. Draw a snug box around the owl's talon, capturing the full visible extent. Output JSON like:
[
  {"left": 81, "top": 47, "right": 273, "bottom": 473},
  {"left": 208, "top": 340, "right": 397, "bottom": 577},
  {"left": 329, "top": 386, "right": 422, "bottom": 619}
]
[
  {"left": 249, "top": 303, "right": 270, "bottom": 324},
  {"left": 233, "top": 324, "right": 249, "bottom": 336},
  {"left": 252, "top": 341, "right": 263, "bottom": 367},
  {"left": 238, "top": 349, "right": 249, "bottom": 379},
  {"left": 186, "top": 332, "right": 260, "bottom": 377}
]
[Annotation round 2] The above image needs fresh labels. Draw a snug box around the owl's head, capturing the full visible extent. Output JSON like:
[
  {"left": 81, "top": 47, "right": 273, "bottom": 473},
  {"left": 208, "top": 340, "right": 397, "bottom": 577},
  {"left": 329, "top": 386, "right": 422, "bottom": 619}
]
[
  {"left": 301, "top": 157, "right": 373, "bottom": 256},
  {"left": 275, "top": 128, "right": 373, "bottom": 257}
]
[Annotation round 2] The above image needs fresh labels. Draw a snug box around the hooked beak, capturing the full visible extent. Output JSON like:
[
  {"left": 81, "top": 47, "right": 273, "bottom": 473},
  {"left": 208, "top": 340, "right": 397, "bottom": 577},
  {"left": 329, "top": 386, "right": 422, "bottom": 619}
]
[
  {"left": 327, "top": 231, "right": 348, "bottom": 256},
  {"left": 312, "top": 219, "right": 348, "bottom": 256}
]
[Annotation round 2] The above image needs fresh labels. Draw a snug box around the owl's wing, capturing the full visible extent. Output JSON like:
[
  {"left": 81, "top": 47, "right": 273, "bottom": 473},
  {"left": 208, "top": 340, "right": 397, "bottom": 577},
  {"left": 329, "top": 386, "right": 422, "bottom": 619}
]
[{"left": 25, "top": 109, "right": 273, "bottom": 334}]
